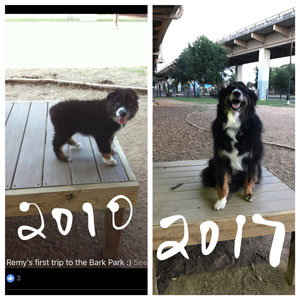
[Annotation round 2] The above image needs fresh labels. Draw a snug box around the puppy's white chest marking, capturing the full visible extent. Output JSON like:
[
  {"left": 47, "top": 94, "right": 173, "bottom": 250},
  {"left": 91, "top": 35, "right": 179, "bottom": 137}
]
[{"left": 222, "top": 111, "right": 248, "bottom": 171}]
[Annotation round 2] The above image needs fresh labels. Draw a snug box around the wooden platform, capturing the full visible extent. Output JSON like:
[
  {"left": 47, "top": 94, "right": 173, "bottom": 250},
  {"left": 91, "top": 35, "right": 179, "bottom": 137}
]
[
  {"left": 153, "top": 160, "right": 295, "bottom": 249},
  {"left": 153, "top": 160, "right": 295, "bottom": 292},
  {"left": 6, "top": 101, "right": 139, "bottom": 257}
]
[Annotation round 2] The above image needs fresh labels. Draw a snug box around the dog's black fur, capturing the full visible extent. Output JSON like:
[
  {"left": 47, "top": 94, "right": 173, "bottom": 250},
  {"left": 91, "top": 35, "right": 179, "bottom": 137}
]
[
  {"left": 50, "top": 88, "right": 138, "bottom": 163},
  {"left": 201, "top": 82, "right": 263, "bottom": 210}
]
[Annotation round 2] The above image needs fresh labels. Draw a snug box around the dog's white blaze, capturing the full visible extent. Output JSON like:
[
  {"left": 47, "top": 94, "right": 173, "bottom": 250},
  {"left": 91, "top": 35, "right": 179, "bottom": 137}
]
[
  {"left": 116, "top": 106, "right": 125, "bottom": 117},
  {"left": 222, "top": 110, "right": 248, "bottom": 171}
]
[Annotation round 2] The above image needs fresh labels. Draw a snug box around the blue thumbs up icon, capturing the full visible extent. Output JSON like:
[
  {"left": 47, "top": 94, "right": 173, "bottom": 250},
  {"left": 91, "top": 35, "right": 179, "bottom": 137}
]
[{"left": 6, "top": 274, "right": 15, "bottom": 283}]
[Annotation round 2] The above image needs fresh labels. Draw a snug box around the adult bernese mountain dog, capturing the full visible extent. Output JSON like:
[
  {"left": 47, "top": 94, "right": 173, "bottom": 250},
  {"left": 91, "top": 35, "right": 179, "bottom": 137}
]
[
  {"left": 50, "top": 88, "right": 138, "bottom": 165},
  {"left": 201, "top": 82, "right": 263, "bottom": 210}
]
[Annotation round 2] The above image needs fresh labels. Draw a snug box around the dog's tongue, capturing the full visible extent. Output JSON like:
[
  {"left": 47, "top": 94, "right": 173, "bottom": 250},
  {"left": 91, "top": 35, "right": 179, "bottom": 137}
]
[
  {"left": 119, "top": 117, "right": 126, "bottom": 124},
  {"left": 232, "top": 102, "right": 241, "bottom": 109}
]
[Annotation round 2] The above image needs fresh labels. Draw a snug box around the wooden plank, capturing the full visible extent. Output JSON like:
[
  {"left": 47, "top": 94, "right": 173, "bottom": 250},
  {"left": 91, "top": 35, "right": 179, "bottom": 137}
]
[
  {"left": 5, "top": 102, "right": 31, "bottom": 189},
  {"left": 154, "top": 176, "right": 203, "bottom": 187},
  {"left": 113, "top": 137, "right": 137, "bottom": 181},
  {"left": 12, "top": 102, "right": 48, "bottom": 189},
  {"left": 153, "top": 212, "right": 295, "bottom": 250},
  {"left": 153, "top": 251, "right": 158, "bottom": 295},
  {"left": 155, "top": 181, "right": 290, "bottom": 198},
  {"left": 5, "top": 102, "right": 14, "bottom": 124},
  {"left": 155, "top": 189, "right": 295, "bottom": 214},
  {"left": 6, "top": 181, "right": 139, "bottom": 217},
  {"left": 154, "top": 194, "right": 295, "bottom": 225},
  {"left": 154, "top": 174, "right": 280, "bottom": 189},
  {"left": 103, "top": 208, "right": 125, "bottom": 258},
  {"left": 154, "top": 166, "right": 273, "bottom": 180},
  {"left": 154, "top": 186, "right": 294, "bottom": 214},
  {"left": 287, "top": 232, "right": 295, "bottom": 285},
  {"left": 154, "top": 160, "right": 208, "bottom": 168},
  {"left": 154, "top": 182, "right": 294, "bottom": 224},
  {"left": 69, "top": 135, "right": 100, "bottom": 185},
  {"left": 153, "top": 170, "right": 273, "bottom": 179},
  {"left": 154, "top": 165, "right": 208, "bottom": 173},
  {"left": 90, "top": 137, "right": 128, "bottom": 183},
  {"left": 154, "top": 161, "right": 271, "bottom": 174},
  {"left": 154, "top": 170, "right": 202, "bottom": 179},
  {"left": 43, "top": 102, "right": 72, "bottom": 187}
]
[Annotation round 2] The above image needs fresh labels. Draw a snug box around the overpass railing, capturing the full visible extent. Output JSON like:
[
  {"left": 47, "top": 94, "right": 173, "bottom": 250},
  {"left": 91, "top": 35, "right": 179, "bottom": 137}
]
[{"left": 217, "top": 7, "right": 295, "bottom": 43}]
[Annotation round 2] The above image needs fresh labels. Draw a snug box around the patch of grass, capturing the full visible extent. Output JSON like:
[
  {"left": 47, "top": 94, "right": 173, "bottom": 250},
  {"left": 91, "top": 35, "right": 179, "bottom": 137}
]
[
  {"left": 127, "top": 67, "right": 147, "bottom": 75},
  {"left": 257, "top": 100, "right": 295, "bottom": 107},
  {"left": 155, "top": 97, "right": 295, "bottom": 107},
  {"left": 155, "top": 97, "right": 218, "bottom": 104}
]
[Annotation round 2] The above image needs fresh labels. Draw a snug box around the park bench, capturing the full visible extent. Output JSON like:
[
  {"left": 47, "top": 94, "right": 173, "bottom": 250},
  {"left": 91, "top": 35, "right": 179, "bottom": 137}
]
[
  {"left": 5, "top": 101, "right": 139, "bottom": 258},
  {"left": 153, "top": 160, "right": 295, "bottom": 294}
]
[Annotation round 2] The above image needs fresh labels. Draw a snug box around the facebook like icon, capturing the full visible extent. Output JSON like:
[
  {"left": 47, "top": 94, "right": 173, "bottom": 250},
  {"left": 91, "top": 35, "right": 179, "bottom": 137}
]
[{"left": 6, "top": 274, "right": 15, "bottom": 283}]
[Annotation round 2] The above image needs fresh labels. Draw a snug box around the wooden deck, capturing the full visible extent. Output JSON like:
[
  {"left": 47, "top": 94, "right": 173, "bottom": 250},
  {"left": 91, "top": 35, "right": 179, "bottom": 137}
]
[
  {"left": 153, "top": 160, "right": 295, "bottom": 292},
  {"left": 153, "top": 160, "right": 295, "bottom": 249},
  {"left": 6, "top": 101, "right": 139, "bottom": 257}
]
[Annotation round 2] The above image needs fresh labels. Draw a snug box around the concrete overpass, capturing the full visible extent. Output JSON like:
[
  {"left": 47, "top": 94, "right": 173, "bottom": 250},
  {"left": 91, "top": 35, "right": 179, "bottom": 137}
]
[
  {"left": 153, "top": 6, "right": 183, "bottom": 70},
  {"left": 217, "top": 8, "right": 295, "bottom": 99}
]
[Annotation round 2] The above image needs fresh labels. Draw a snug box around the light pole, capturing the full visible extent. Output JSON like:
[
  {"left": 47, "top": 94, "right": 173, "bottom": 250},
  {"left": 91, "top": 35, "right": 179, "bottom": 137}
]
[{"left": 286, "top": 39, "right": 294, "bottom": 105}]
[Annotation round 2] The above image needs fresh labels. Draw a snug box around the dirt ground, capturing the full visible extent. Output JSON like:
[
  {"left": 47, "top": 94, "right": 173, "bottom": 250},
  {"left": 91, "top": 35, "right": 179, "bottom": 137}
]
[
  {"left": 5, "top": 68, "right": 147, "bottom": 267},
  {"left": 153, "top": 98, "right": 295, "bottom": 295}
]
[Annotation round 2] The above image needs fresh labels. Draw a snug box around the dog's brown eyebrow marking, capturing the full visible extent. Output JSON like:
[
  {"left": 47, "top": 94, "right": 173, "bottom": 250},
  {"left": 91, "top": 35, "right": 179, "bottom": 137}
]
[{"left": 170, "top": 183, "right": 184, "bottom": 190}]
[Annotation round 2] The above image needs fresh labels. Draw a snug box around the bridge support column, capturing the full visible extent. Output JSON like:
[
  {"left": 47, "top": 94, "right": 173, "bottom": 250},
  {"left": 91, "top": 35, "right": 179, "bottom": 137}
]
[
  {"left": 258, "top": 48, "right": 270, "bottom": 100},
  {"left": 235, "top": 65, "right": 243, "bottom": 81}
]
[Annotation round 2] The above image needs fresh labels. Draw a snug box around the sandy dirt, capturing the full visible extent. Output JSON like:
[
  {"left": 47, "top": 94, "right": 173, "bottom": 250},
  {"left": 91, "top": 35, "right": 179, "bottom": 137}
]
[
  {"left": 153, "top": 98, "right": 295, "bottom": 295},
  {"left": 5, "top": 68, "right": 147, "bottom": 267}
]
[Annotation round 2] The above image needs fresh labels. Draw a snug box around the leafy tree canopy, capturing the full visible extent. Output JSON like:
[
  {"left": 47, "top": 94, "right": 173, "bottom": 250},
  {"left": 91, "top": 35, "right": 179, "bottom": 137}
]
[{"left": 168, "top": 35, "right": 229, "bottom": 90}]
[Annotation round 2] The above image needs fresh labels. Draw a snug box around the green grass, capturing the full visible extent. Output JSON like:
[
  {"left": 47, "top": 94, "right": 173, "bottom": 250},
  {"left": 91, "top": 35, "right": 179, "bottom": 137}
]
[
  {"left": 127, "top": 67, "right": 147, "bottom": 75},
  {"left": 257, "top": 100, "right": 295, "bottom": 107},
  {"left": 155, "top": 97, "right": 295, "bottom": 107},
  {"left": 155, "top": 97, "right": 218, "bottom": 104}
]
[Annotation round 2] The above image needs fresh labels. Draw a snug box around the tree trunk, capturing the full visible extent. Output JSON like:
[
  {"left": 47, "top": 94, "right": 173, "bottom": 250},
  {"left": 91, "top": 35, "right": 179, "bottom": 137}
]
[{"left": 193, "top": 82, "right": 196, "bottom": 98}]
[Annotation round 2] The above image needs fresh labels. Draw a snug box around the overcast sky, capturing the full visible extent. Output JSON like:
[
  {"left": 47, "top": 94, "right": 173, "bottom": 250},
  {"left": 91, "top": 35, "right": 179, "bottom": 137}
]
[{"left": 157, "top": 0, "right": 296, "bottom": 82}]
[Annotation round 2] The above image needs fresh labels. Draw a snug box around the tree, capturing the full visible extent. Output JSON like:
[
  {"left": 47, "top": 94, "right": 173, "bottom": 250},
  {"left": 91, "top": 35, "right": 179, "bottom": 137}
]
[
  {"left": 269, "top": 64, "right": 295, "bottom": 94},
  {"left": 189, "top": 36, "right": 229, "bottom": 89},
  {"left": 168, "top": 49, "right": 192, "bottom": 94},
  {"left": 168, "top": 35, "right": 229, "bottom": 97}
]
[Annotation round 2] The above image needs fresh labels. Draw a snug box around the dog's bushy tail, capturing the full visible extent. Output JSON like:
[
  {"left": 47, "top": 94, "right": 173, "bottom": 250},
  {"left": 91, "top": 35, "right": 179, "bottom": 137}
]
[{"left": 201, "top": 159, "right": 216, "bottom": 187}]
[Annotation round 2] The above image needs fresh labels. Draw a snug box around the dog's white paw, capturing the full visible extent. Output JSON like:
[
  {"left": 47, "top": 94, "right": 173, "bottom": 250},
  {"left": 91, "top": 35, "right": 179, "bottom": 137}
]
[
  {"left": 72, "top": 142, "right": 81, "bottom": 148},
  {"left": 214, "top": 198, "right": 227, "bottom": 211},
  {"left": 245, "top": 194, "right": 255, "bottom": 202},
  {"left": 111, "top": 146, "right": 117, "bottom": 154},
  {"left": 102, "top": 157, "right": 117, "bottom": 166},
  {"left": 59, "top": 155, "right": 72, "bottom": 162}
]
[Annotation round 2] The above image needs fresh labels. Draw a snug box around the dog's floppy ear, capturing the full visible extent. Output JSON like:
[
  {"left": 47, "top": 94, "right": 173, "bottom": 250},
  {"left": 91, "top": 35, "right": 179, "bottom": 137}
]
[
  {"left": 106, "top": 90, "right": 120, "bottom": 114},
  {"left": 107, "top": 89, "right": 121, "bottom": 102}
]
